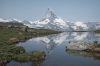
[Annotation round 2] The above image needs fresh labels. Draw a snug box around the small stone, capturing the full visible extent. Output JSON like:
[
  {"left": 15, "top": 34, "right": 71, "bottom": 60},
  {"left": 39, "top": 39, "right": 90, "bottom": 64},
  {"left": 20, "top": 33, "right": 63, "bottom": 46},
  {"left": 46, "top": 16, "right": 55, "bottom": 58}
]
[{"left": 9, "top": 37, "right": 19, "bottom": 43}]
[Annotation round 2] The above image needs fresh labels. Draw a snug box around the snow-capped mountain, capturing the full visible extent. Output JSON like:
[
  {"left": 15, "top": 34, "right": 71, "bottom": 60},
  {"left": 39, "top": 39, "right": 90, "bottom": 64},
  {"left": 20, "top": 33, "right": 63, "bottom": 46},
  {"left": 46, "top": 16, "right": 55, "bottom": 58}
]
[
  {"left": 0, "top": 9, "right": 99, "bottom": 31},
  {"left": 21, "top": 20, "right": 33, "bottom": 28},
  {"left": 0, "top": 18, "right": 25, "bottom": 27},
  {"left": 0, "top": 18, "right": 12, "bottom": 22},
  {"left": 29, "top": 9, "right": 90, "bottom": 31},
  {"left": 71, "top": 22, "right": 89, "bottom": 31},
  {"left": 0, "top": 18, "right": 21, "bottom": 23},
  {"left": 86, "top": 22, "right": 100, "bottom": 31},
  {"left": 30, "top": 8, "right": 70, "bottom": 31}
]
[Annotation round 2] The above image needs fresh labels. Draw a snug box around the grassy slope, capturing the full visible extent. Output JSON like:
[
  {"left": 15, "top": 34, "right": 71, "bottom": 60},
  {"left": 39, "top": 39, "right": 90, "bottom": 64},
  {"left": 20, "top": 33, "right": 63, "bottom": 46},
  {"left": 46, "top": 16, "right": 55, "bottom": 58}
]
[
  {"left": 0, "top": 27, "right": 60, "bottom": 62},
  {"left": 0, "top": 27, "right": 60, "bottom": 44},
  {"left": 95, "top": 29, "right": 100, "bottom": 33}
]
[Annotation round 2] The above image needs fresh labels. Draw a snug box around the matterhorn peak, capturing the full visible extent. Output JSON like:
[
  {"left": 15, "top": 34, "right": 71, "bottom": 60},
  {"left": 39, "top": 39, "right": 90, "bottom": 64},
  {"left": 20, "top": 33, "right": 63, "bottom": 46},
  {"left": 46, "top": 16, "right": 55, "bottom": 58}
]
[
  {"left": 45, "top": 8, "right": 57, "bottom": 20},
  {"left": 27, "top": 8, "right": 71, "bottom": 31}
]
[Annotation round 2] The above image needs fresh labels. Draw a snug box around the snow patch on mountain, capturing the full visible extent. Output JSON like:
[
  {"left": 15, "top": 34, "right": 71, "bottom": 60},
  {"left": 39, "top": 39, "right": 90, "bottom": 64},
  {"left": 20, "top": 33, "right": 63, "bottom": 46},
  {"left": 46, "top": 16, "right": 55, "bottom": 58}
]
[
  {"left": 53, "top": 18, "right": 68, "bottom": 27},
  {"left": 75, "top": 22, "right": 88, "bottom": 28},
  {"left": 0, "top": 18, "right": 11, "bottom": 22},
  {"left": 11, "top": 18, "right": 22, "bottom": 22},
  {"left": 71, "top": 21, "right": 88, "bottom": 31},
  {"left": 30, "top": 9, "right": 70, "bottom": 31},
  {"left": 34, "top": 19, "right": 49, "bottom": 25},
  {"left": 0, "top": 18, "right": 21, "bottom": 23}
]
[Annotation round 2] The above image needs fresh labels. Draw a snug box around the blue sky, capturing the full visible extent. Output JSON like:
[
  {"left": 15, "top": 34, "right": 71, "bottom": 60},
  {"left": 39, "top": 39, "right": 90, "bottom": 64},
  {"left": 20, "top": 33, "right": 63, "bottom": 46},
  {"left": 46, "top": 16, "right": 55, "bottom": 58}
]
[{"left": 0, "top": 0, "right": 100, "bottom": 22}]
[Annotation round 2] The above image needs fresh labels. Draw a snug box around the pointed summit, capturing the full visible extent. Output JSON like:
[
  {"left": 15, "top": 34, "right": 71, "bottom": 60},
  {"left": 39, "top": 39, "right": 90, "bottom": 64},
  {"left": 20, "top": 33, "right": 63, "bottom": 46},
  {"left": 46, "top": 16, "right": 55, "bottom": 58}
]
[
  {"left": 31, "top": 9, "right": 70, "bottom": 31},
  {"left": 45, "top": 8, "right": 57, "bottom": 20}
]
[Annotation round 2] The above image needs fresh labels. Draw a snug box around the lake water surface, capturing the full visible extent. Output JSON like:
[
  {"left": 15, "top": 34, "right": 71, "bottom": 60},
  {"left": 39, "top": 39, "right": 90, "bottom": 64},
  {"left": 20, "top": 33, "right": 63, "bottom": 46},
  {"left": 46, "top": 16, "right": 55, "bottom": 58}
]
[{"left": 7, "top": 32, "right": 100, "bottom": 66}]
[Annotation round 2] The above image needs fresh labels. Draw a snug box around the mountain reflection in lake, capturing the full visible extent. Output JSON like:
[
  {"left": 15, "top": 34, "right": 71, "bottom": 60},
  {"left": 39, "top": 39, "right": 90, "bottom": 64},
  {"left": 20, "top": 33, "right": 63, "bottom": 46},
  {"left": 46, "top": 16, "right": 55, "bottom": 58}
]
[{"left": 7, "top": 32, "right": 100, "bottom": 66}]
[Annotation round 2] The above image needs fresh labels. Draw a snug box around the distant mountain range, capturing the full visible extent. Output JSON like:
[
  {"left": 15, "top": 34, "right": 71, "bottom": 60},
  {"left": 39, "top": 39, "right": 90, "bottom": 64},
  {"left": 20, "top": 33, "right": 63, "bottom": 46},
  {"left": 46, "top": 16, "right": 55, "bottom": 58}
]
[
  {"left": 0, "top": 18, "right": 25, "bottom": 28},
  {"left": 0, "top": 9, "right": 100, "bottom": 31}
]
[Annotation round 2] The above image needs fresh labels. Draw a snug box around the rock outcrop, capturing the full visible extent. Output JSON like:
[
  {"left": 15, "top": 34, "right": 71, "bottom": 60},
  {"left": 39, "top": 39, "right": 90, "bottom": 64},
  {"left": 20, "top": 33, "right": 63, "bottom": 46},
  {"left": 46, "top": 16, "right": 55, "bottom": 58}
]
[
  {"left": 66, "top": 41, "right": 96, "bottom": 51},
  {"left": 66, "top": 41, "right": 100, "bottom": 52}
]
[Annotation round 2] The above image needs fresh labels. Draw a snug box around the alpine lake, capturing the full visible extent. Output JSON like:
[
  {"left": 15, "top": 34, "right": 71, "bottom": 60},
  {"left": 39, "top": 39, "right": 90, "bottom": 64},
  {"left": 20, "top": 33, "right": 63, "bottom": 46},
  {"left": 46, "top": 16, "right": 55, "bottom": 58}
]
[{"left": 2, "top": 32, "right": 100, "bottom": 66}]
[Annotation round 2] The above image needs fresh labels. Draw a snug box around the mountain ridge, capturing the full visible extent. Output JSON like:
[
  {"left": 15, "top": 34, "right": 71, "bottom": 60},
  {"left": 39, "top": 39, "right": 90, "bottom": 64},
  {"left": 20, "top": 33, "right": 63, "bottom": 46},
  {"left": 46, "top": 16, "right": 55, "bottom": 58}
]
[{"left": 0, "top": 9, "right": 100, "bottom": 31}]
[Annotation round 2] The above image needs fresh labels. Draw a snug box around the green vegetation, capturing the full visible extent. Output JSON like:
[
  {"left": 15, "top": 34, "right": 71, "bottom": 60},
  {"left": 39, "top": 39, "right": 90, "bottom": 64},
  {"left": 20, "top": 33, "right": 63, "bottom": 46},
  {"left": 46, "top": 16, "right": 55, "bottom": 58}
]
[
  {"left": 0, "top": 46, "right": 25, "bottom": 61},
  {"left": 0, "top": 27, "right": 59, "bottom": 64},
  {"left": 15, "top": 51, "right": 46, "bottom": 62},
  {"left": 66, "top": 49, "right": 100, "bottom": 60},
  {"left": 27, "top": 28, "right": 61, "bottom": 37},
  {"left": 0, "top": 46, "right": 25, "bottom": 66},
  {"left": 15, "top": 53, "right": 31, "bottom": 62},
  {"left": 0, "top": 27, "right": 60, "bottom": 44},
  {"left": 0, "top": 27, "right": 60, "bottom": 45},
  {"left": 0, "top": 27, "right": 31, "bottom": 44},
  {"left": 31, "top": 51, "right": 46, "bottom": 61},
  {"left": 95, "top": 29, "right": 100, "bottom": 33},
  {"left": 0, "top": 51, "right": 46, "bottom": 65}
]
